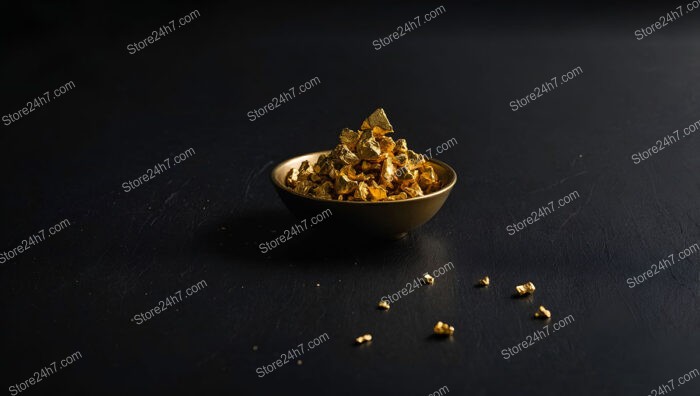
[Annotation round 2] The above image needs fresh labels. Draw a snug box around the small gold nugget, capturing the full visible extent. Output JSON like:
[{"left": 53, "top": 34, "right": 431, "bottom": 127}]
[
  {"left": 534, "top": 305, "right": 551, "bottom": 319},
  {"left": 355, "top": 334, "right": 373, "bottom": 344},
  {"left": 423, "top": 273, "right": 435, "bottom": 285},
  {"left": 433, "top": 321, "right": 455, "bottom": 336},
  {"left": 378, "top": 300, "right": 390, "bottom": 310},
  {"left": 478, "top": 276, "right": 490, "bottom": 287},
  {"left": 515, "top": 281, "right": 536, "bottom": 296}
]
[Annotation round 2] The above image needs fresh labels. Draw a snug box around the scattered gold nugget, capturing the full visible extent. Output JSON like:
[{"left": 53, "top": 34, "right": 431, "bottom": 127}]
[
  {"left": 478, "top": 276, "right": 490, "bottom": 287},
  {"left": 515, "top": 281, "right": 536, "bottom": 296},
  {"left": 423, "top": 273, "right": 435, "bottom": 285},
  {"left": 433, "top": 321, "right": 455, "bottom": 336},
  {"left": 378, "top": 300, "right": 390, "bottom": 310},
  {"left": 284, "top": 108, "right": 443, "bottom": 201},
  {"left": 355, "top": 334, "right": 373, "bottom": 344},
  {"left": 534, "top": 305, "right": 551, "bottom": 319}
]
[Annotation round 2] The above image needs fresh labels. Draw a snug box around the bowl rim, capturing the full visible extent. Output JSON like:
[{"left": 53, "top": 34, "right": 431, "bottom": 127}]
[{"left": 270, "top": 150, "right": 457, "bottom": 205}]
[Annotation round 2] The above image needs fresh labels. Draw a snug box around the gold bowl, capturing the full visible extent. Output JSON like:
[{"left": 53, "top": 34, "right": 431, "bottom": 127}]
[{"left": 270, "top": 151, "right": 457, "bottom": 239}]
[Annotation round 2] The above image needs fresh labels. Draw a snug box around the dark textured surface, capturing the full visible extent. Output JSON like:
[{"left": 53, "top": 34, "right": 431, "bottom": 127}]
[{"left": 1, "top": 2, "right": 699, "bottom": 395}]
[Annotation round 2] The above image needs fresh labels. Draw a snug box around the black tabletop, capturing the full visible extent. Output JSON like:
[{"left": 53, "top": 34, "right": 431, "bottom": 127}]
[{"left": 2, "top": 2, "right": 699, "bottom": 395}]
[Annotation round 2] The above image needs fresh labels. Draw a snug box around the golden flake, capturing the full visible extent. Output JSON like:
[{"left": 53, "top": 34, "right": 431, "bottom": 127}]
[
  {"left": 335, "top": 175, "right": 358, "bottom": 195},
  {"left": 534, "top": 305, "right": 551, "bottom": 319},
  {"left": 331, "top": 144, "right": 360, "bottom": 167},
  {"left": 367, "top": 181, "right": 388, "bottom": 201},
  {"left": 378, "top": 300, "right": 390, "bottom": 310},
  {"left": 380, "top": 157, "right": 395, "bottom": 186},
  {"left": 355, "top": 334, "right": 373, "bottom": 344},
  {"left": 378, "top": 136, "right": 396, "bottom": 153},
  {"left": 356, "top": 133, "right": 382, "bottom": 161},
  {"left": 360, "top": 108, "right": 393, "bottom": 135},
  {"left": 515, "top": 281, "right": 536, "bottom": 296},
  {"left": 339, "top": 128, "right": 361, "bottom": 151},
  {"left": 433, "top": 321, "right": 454, "bottom": 336},
  {"left": 478, "top": 276, "right": 490, "bottom": 287},
  {"left": 394, "top": 139, "right": 408, "bottom": 154},
  {"left": 354, "top": 181, "right": 369, "bottom": 201}
]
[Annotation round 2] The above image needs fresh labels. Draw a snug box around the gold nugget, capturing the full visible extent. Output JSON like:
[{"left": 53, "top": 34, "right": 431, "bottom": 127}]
[
  {"left": 355, "top": 334, "right": 373, "bottom": 344},
  {"left": 534, "top": 305, "right": 551, "bottom": 319},
  {"left": 478, "top": 276, "right": 490, "bottom": 287},
  {"left": 423, "top": 273, "right": 435, "bottom": 285},
  {"left": 378, "top": 300, "right": 390, "bottom": 310},
  {"left": 515, "top": 281, "right": 536, "bottom": 296},
  {"left": 283, "top": 109, "right": 443, "bottom": 201},
  {"left": 433, "top": 321, "right": 455, "bottom": 336}
]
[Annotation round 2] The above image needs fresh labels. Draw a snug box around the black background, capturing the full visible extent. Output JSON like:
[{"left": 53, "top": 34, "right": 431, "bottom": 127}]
[{"left": 1, "top": 1, "right": 699, "bottom": 395}]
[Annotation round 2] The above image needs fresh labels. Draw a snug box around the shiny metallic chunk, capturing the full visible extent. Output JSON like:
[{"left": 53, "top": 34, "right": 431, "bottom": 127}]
[
  {"left": 331, "top": 144, "right": 360, "bottom": 167},
  {"left": 418, "top": 164, "right": 437, "bottom": 186},
  {"left": 515, "top": 281, "right": 536, "bottom": 296},
  {"left": 335, "top": 174, "right": 358, "bottom": 195},
  {"left": 394, "top": 138, "right": 408, "bottom": 154},
  {"left": 355, "top": 334, "right": 373, "bottom": 344},
  {"left": 360, "top": 108, "right": 393, "bottom": 136},
  {"left": 361, "top": 160, "right": 381, "bottom": 172},
  {"left": 380, "top": 157, "right": 395, "bottom": 186},
  {"left": 339, "top": 128, "right": 361, "bottom": 151},
  {"left": 285, "top": 168, "right": 300, "bottom": 187},
  {"left": 293, "top": 180, "right": 314, "bottom": 195},
  {"left": 378, "top": 300, "right": 390, "bottom": 310},
  {"left": 393, "top": 153, "right": 407, "bottom": 167},
  {"left": 534, "top": 305, "right": 551, "bottom": 319},
  {"left": 406, "top": 150, "right": 426, "bottom": 169},
  {"left": 378, "top": 136, "right": 396, "bottom": 154},
  {"left": 367, "top": 181, "right": 388, "bottom": 201},
  {"left": 311, "top": 181, "right": 333, "bottom": 199},
  {"left": 396, "top": 166, "right": 414, "bottom": 181},
  {"left": 354, "top": 181, "right": 369, "bottom": 201},
  {"left": 315, "top": 154, "right": 335, "bottom": 175},
  {"left": 433, "top": 321, "right": 454, "bottom": 336},
  {"left": 401, "top": 182, "right": 423, "bottom": 198},
  {"left": 356, "top": 133, "right": 381, "bottom": 161},
  {"left": 478, "top": 276, "right": 490, "bottom": 287},
  {"left": 386, "top": 192, "right": 408, "bottom": 201}
]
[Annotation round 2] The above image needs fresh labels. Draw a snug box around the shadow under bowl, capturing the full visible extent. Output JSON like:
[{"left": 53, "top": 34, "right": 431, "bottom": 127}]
[{"left": 270, "top": 151, "right": 457, "bottom": 239}]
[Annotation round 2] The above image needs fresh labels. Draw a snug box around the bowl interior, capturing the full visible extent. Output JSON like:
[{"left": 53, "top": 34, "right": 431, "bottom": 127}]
[{"left": 271, "top": 150, "right": 456, "bottom": 203}]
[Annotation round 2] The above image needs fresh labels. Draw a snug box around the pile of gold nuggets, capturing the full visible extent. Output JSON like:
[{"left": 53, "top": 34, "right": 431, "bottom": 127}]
[{"left": 284, "top": 108, "right": 442, "bottom": 201}]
